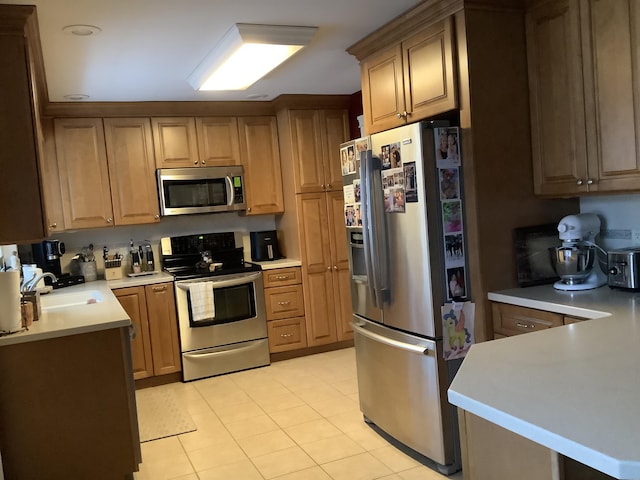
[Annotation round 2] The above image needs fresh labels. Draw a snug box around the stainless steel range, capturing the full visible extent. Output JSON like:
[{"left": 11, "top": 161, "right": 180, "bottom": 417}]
[{"left": 161, "top": 232, "right": 269, "bottom": 381}]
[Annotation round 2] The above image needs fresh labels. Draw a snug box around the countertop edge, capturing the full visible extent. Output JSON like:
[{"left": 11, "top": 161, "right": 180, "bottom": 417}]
[{"left": 1, "top": 281, "right": 131, "bottom": 347}]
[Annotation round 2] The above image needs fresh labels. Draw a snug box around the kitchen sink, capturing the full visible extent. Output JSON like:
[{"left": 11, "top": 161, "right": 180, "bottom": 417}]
[{"left": 41, "top": 290, "right": 103, "bottom": 310}]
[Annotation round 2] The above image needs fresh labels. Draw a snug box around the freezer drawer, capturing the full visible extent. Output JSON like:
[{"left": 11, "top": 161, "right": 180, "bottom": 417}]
[{"left": 353, "top": 316, "right": 456, "bottom": 468}]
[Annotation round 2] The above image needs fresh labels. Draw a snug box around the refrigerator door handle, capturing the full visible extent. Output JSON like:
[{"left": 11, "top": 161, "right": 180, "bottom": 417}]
[
  {"left": 361, "top": 151, "right": 379, "bottom": 306},
  {"left": 368, "top": 154, "right": 390, "bottom": 304},
  {"left": 351, "top": 322, "right": 431, "bottom": 355}
]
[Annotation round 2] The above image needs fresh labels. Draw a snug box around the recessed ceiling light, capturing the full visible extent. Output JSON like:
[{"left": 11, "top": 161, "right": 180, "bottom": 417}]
[
  {"left": 63, "top": 94, "right": 90, "bottom": 101},
  {"left": 62, "top": 24, "right": 102, "bottom": 36}
]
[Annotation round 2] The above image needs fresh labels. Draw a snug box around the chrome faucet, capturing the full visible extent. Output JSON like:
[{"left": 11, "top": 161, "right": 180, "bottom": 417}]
[{"left": 22, "top": 272, "right": 58, "bottom": 292}]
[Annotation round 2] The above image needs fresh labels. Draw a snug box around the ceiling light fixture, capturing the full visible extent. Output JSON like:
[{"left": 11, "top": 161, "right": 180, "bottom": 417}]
[
  {"left": 62, "top": 24, "right": 102, "bottom": 36},
  {"left": 188, "top": 23, "right": 317, "bottom": 91},
  {"left": 63, "top": 94, "right": 90, "bottom": 101}
]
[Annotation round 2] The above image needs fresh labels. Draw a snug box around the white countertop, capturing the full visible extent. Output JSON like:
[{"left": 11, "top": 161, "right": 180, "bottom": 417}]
[
  {"left": 106, "top": 271, "right": 174, "bottom": 289},
  {"left": 252, "top": 258, "right": 302, "bottom": 270},
  {"left": 1, "top": 281, "right": 130, "bottom": 347},
  {"left": 448, "top": 284, "right": 640, "bottom": 479}
]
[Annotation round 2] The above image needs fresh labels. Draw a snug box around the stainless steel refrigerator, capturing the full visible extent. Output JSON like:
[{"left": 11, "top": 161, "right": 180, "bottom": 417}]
[{"left": 341, "top": 121, "right": 466, "bottom": 475}]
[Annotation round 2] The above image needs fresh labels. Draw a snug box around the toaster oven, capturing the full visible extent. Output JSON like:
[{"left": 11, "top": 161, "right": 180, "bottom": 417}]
[{"left": 607, "top": 247, "right": 640, "bottom": 290}]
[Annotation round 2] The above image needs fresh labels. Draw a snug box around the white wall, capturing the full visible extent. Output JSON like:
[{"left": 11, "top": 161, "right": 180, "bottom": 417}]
[{"left": 581, "top": 194, "right": 640, "bottom": 250}]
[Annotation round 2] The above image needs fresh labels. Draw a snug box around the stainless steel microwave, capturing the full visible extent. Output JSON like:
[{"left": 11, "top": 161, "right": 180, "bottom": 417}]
[{"left": 157, "top": 166, "right": 246, "bottom": 216}]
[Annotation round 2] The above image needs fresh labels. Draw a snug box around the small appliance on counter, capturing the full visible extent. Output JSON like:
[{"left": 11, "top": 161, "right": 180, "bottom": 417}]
[
  {"left": 607, "top": 247, "right": 640, "bottom": 291},
  {"left": 551, "top": 213, "right": 608, "bottom": 291},
  {"left": 30, "top": 240, "right": 85, "bottom": 289},
  {"left": 250, "top": 230, "right": 282, "bottom": 261}
]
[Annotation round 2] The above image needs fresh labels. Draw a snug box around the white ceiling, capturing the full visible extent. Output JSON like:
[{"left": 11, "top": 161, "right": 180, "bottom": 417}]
[{"left": 5, "top": 0, "right": 421, "bottom": 103}]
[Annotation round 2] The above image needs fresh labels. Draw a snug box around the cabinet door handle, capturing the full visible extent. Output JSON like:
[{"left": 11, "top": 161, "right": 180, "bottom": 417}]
[
  {"left": 396, "top": 111, "right": 409, "bottom": 119},
  {"left": 280, "top": 333, "right": 294, "bottom": 338},
  {"left": 152, "top": 285, "right": 167, "bottom": 292},
  {"left": 576, "top": 179, "right": 584, "bottom": 185},
  {"left": 333, "top": 265, "right": 338, "bottom": 271},
  {"left": 49, "top": 222, "right": 57, "bottom": 228},
  {"left": 327, "top": 266, "right": 332, "bottom": 271},
  {"left": 327, "top": 183, "right": 332, "bottom": 189},
  {"left": 154, "top": 214, "right": 160, "bottom": 220},
  {"left": 106, "top": 217, "right": 113, "bottom": 223},
  {"left": 277, "top": 301, "right": 291, "bottom": 306},
  {"left": 201, "top": 160, "right": 206, "bottom": 165},
  {"left": 587, "top": 178, "right": 594, "bottom": 185},
  {"left": 516, "top": 322, "right": 534, "bottom": 329},
  {"left": 193, "top": 160, "right": 198, "bottom": 165}
]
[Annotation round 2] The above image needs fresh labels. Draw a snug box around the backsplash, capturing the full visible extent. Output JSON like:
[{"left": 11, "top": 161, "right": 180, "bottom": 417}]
[
  {"left": 581, "top": 194, "right": 640, "bottom": 250},
  {"left": 19, "top": 212, "right": 276, "bottom": 276}
]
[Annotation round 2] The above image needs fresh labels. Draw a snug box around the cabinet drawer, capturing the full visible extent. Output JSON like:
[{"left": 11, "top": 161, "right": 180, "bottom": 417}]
[
  {"left": 263, "top": 267, "right": 302, "bottom": 287},
  {"left": 492, "top": 303, "right": 563, "bottom": 337},
  {"left": 265, "top": 285, "right": 304, "bottom": 320},
  {"left": 267, "top": 317, "right": 307, "bottom": 353}
]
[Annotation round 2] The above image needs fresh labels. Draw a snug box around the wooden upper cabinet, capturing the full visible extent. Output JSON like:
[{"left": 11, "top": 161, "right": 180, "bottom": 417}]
[
  {"left": 152, "top": 117, "right": 199, "bottom": 168},
  {"left": 104, "top": 118, "right": 160, "bottom": 225},
  {"left": 403, "top": 18, "right": 457, "bottom": 124},
  {"left": 54, "top": 118, "right": 115, "bottom": 229},
  {"left": 238, "top": 116, "right": 284, "bottom": 215},
  {"left": 528, "top": 0, "right": 640, "bottom": 196},
  {"left": 527, "top": 0, "right": 589, "bottom": 196},
  {"left": 0, "top": 6, "right": 46, "bottom": 244},
  {"left": 360, "top": 16, "right": 457, "bottom": 135},
  {"left": 38, "top": 118, "right": 66, "bottom": 234},
  {"left": 195, "top": 116, "right": 241, "bottom": 166},
  {"left": 582, "top": 0, "right": 640, "bottom": 192},
  {"left": 288, "top": 109, "right": 349, "bottom": 193}
]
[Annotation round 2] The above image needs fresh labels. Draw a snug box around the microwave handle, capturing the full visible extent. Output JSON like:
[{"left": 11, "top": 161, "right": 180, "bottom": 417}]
[{"left": 226, "top": 176, "right": 235, "bottom": 206}]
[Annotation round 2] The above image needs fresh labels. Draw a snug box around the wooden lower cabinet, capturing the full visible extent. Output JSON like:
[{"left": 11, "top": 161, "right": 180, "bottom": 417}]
[
  {"left": 114, "top": 282, "right": 181, "bottom": 379},
  {"left": 263, "top": 267, "right": 307, "bottom": 353},
  {"left": 492, "top": 302, "right": 587, "bottom": 338},
  {"left": 0, "top": 327, "right": 140, "bottom": 479},
  {"left": 297, "top": 192, "right": 352, "bottom": 346},
  {"left": 459, "top": 410, "right": 614, "bottom": 480}
]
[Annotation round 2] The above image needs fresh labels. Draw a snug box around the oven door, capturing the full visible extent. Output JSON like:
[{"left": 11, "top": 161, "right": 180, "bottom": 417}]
[{"left": 175, "top": 271, "right": 267, "bottom": 352}]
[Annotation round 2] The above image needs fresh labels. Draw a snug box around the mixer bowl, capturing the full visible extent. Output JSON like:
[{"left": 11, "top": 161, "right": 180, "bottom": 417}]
[{"left": 552, "top": 245, "right": 595, "bottom": 284}]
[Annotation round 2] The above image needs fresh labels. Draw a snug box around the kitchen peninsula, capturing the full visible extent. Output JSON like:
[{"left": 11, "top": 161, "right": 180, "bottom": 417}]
[
  {"left": 448, "top": 285, "right": 640, "bottom": 480},
  {"left": 0, "top": 282, "right": 141, "bottom": 479}
]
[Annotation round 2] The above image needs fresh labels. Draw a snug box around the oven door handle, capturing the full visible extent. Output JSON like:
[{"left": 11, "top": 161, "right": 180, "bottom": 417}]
[
  {"left": 176, "top": 271, "right": 262, "bottom": 290},
  {"left": 183, "top": 342, "right": 259, "bottom": 358}
]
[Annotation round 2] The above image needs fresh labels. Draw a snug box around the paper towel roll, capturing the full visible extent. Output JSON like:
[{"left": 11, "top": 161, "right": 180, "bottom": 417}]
[{"left": 0, "top": 270, "right": 22, "bottom": 333}]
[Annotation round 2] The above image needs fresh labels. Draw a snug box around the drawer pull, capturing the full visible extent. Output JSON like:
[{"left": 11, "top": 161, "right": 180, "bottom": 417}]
[
  {"left": 152, "top": 285, "right": 167, "bottom": 292},
  {"left": 277, "top": 301, "right": 291, "bottom": 306},
  {"left": 274, "top": 275, "right": 291, "bottom": 280},
  {"left": 280, "top": 333, "right": 294, "bottom": 338},
  {"left": 516, "top": 322, "right": 534, "bottom": 329}
]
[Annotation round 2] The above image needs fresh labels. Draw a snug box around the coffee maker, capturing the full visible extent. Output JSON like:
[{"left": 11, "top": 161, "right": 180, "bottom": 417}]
[
  {"left": 32, "top": 240, "right": 65, "bottom": 277},
  {"left": 31, "top": 240, "right": 84, "bottom": 288}
]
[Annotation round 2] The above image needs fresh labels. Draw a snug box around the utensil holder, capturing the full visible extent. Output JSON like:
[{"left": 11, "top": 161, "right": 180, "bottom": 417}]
[{"left": 80, "top": 261, "right": 98, "bottom": 282}]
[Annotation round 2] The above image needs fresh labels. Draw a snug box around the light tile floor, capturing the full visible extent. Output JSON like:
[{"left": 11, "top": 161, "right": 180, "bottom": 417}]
[{"left": 134, "top": 347, "right": 464, "bottom": 480}]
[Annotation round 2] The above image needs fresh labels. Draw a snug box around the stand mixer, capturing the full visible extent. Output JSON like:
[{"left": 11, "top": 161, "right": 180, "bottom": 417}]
[{"left": 552, "top": 213, "right": 608, "bottom": 291}]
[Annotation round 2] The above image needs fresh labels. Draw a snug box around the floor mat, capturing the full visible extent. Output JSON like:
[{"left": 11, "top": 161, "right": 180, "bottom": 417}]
[{"left": 136, "top": 386, "right": 197, "bottom": 442}]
